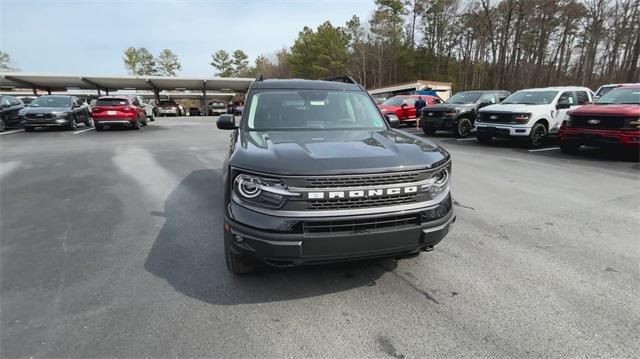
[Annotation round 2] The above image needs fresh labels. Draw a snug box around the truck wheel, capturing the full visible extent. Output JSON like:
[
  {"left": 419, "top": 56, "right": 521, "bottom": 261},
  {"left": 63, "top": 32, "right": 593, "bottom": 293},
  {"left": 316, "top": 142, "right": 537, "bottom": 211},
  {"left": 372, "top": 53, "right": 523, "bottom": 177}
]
[
  {"left": 477, "top": 134, "right": 492, "bottom": 144},
  {"left": 224, "top": 231, "right": 254, "bottom": 274},
  {"left": 423, "top": 128, "right": 436, "bottom": 135},
  {"left": 527, "top": 122, "right": 547, "bottom": 148},
  {"left": 456, "top": 118, "right": 472, "bottom": 137},
  {"left": 68, "top": 116, "right": 78, "bottom": 130},
  {"left": 560, "top": 141, "right": 581, "bottom": 154}
]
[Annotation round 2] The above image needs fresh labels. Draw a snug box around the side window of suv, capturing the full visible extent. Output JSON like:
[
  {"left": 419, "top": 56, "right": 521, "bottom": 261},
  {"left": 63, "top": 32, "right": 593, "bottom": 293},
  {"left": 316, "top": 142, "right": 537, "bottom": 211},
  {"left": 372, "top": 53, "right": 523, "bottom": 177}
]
[
  {"left": 558, "top": 91, "right": 575, "bottom": 106},
  {"left": 8, "top": 97, "right": 21, "bottom": 106},
  {"left": 1, "top": 97, "right": 11, "bottom": 107},
  {"left": 575, "top": 91, "right": 590, "bottom": 105}
]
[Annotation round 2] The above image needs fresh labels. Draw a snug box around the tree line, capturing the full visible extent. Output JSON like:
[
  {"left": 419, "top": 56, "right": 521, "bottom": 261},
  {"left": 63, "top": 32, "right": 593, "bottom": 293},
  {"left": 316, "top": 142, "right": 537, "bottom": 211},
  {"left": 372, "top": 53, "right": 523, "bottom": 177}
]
[
  {"left": 210, "top": 0, "right": 639, "bottom": 91},
  {"left": 123, "top": 47, "right": 182, "bottom": 76}
]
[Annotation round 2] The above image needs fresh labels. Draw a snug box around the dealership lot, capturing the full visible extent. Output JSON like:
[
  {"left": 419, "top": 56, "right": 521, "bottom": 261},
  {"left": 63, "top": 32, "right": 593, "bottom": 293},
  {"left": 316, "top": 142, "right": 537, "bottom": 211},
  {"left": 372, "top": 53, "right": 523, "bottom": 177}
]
[{"left": 1, "top": 117, "right": 639, "bottom": 357}]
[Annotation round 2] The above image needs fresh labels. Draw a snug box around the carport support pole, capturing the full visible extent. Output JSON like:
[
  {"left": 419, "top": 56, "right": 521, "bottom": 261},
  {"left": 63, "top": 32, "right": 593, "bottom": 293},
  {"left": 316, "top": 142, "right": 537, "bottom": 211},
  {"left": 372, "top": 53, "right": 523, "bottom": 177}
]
[
  {"left": 105, "top": 89, "right": 109, "bottom": 96},
  {"left": 154, "top": 90, "right": 160, "bottom": 103},
  {"left": 202, "top": 89, "right": 207, "bottom": 115},
  {"left": 32, "top": 87, "right": 38, "bottom": 96},
  {"left": 47, "top": 88, "right": 51, "bottom": 95}
]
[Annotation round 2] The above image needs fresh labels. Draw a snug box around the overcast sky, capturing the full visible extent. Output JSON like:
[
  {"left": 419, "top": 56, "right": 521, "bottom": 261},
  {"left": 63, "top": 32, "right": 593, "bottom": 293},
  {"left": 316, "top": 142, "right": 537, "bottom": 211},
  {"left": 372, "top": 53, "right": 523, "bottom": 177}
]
[{"left": 1, "top": 0, "right": 375, "bottom": 76}]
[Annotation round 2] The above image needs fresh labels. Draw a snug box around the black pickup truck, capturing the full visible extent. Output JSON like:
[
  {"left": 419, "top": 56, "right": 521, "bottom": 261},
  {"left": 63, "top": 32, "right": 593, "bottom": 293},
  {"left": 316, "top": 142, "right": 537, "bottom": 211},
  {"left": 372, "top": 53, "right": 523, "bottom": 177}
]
[
  {"left": 421, "top": 90, "right": 510, "bottom": 137},
  {"left": 217, "top": 77, "right": 455, "bottom": 274}
]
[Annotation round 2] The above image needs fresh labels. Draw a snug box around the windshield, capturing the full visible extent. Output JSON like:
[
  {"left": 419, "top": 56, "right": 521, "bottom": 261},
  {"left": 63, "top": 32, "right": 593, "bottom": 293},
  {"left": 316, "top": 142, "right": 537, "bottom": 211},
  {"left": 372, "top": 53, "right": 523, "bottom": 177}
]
[
  {"left": 381, "top": 96, "right": 406, "bottom": 106},
  {"left": 245, "top": 90, "right": 386, "bottom": 131},
  {"left": 595, "top": 88, "right": 640, "bottom": 105},
  {"left": 502, "top": 91, "right": 558, "bottom": 105},
  {"left": 159, "top": 101, "right": 177, "bottom": 106},
  {"left": 595, "top": 86, "right": 616, "bottom": 98},
  {"left": 210, "top": 102, "right": 225, "bottom": 108},
  {"left": 30, "top": 96, "right": 71, "bottom": 108},
  {"left": 447, "top": 92, "right": 483, "bottom": 104}
]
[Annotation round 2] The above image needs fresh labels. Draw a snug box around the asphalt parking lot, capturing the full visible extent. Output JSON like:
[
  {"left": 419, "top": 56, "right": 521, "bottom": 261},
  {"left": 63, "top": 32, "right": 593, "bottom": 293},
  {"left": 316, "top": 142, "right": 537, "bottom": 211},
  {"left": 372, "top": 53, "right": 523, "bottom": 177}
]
[{"left": 1, "top": 117, "right": 639, "bottom": 358}]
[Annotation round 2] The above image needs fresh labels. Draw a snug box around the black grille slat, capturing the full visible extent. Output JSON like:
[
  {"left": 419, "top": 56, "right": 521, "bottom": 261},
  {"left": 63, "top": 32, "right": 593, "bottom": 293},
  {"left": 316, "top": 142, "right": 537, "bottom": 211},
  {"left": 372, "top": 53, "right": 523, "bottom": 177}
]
[
  {"left": 26, "top": 113, "right": 55, "bottom": 119},
  {"left": 303, "top": 213, "right": 420, "bottom": 233},
  {"left": 570, "top": 115, "right": 628, "bottom": 129},
  {"left": 307, "top": 194, "right": 416, "bottom": 210},
  {"left": 479, "top": 112, "right": 513, "bottom": 123},
  {"left": 304, "top": 172, "right": 419, "bottom": 188}
]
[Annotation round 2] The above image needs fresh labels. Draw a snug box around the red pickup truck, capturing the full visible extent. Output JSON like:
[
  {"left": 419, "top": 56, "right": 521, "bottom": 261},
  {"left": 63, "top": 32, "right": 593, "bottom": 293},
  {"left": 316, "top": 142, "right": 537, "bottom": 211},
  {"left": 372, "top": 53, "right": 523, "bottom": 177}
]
[
  {"left": 378, "top": 95, "right": 442, "bottom": 125},
  {"left": 559, "top": 85, "right": 640, "bottom": 153}
]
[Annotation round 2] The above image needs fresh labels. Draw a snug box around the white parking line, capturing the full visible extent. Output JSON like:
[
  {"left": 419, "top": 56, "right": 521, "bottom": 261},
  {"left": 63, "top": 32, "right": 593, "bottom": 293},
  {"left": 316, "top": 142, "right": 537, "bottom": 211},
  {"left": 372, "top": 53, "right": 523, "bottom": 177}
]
[
  {"left": 456, "top": 138, "right": 477, "bottom": 141},
  {"left": 73, "top": 127, "right": 95, "bottom": 134},
  {"left": 528, "top": 147, "right": 560, "bottom": 152},
  {"left": 0, "top": 129, "right": 24, "bottom": 136}
]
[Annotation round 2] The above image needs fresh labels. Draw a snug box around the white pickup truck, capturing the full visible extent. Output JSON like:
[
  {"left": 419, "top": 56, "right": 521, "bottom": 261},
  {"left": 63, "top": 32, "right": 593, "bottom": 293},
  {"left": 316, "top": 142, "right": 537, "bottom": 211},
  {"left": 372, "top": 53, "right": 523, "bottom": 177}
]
[{"left": 476, "top": 86, "right": 594, "bottom": 147}]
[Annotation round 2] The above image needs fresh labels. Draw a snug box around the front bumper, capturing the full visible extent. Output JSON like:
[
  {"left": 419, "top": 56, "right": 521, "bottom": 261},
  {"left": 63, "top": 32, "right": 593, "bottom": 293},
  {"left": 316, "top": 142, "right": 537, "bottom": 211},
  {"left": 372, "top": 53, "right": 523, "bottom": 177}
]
[
  {"left": 476, "top": 123, "right": 531, "bottom": 137},
  {"left": 224, "top": 197, "right": 455, "bottom": 266},
  {"left": 559, "top": 127, "right": 640, "bottom": 146},
  {"left": 422, "top": 117, "right": 456, "bottom": 130},
  {"left": 22, "top": 118, "right": 69, "bottom": 127},
  {"left": 209, "top": 109, "right": 226, "bottom": 115}
]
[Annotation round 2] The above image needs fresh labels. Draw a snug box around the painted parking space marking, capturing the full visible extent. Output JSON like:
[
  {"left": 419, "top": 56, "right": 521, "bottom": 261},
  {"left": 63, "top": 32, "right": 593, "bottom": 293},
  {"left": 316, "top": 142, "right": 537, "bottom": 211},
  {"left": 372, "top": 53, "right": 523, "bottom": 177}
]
[
  {"left": 73, "top": 128, "right": 95, "bottom": 134},
  {"left": 528, "top": 147, "right": 560, "bottom": 152},
  {"left": 0, "top": 129, "right": 24, "bottom": 136}
]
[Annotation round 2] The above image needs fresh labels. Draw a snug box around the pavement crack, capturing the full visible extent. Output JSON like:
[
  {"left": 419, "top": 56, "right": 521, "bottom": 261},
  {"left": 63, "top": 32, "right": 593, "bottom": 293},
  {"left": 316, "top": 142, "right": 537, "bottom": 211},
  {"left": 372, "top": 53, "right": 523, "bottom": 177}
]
[
  {"left": 453, "top": 200, "right": 475, "bottom": 211},
  {"left": 391, "top": 271, "right": 440, "bottom": 304}
]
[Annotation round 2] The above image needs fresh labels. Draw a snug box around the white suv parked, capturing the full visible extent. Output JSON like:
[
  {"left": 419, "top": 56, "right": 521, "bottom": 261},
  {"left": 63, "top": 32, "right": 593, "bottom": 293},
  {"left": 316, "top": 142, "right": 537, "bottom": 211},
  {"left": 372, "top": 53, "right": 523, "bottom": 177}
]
[
  {"left": 476, "top": 86, "right": 594, "bottom": 147},
  {"left": 132, "top": 96, "right": 155, "bottom": 121}
]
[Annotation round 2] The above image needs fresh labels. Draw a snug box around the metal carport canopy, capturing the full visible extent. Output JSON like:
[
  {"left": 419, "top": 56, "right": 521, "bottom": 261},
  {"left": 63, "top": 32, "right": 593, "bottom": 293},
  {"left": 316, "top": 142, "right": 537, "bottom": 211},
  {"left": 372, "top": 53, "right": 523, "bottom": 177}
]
[{"left": 0, "top": 72, "right": 254, "bottom": 92}]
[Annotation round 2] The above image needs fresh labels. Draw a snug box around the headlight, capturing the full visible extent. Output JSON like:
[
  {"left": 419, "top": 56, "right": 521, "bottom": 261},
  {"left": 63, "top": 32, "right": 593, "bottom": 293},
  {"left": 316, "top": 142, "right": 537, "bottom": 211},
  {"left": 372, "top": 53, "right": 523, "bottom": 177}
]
[
  {"left": 443, "top": 111, "right": 457, "bottom": 117},
  {"left": 428, "top": 167, "right": 450, "bottom": 196},
  {"left": 233, "top": 174, "right": 299, "bottom": 208},
  {"left": 512, "top": 113, "right": 531, "bottom": 124},
  {"left": 627, "top": 118, "right": 640, "bottom": 128}
]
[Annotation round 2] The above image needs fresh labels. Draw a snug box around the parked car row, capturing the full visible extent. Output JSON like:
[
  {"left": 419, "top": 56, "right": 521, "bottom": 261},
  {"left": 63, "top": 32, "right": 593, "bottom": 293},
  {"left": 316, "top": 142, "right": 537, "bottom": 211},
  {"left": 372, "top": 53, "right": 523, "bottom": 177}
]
[{"left": 414, "top": 84, "right": 639, "bottom": 153}]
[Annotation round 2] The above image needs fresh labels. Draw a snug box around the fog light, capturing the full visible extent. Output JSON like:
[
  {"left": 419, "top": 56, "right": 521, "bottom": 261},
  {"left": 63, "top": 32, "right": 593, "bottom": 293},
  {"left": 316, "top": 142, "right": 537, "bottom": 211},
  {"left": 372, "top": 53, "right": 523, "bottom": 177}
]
[
  {"left": 56, "top": 119, "right": 68, "bottom": 123},
  {"left": 233, "top": 235, "right": 244, "bottom": 243}
]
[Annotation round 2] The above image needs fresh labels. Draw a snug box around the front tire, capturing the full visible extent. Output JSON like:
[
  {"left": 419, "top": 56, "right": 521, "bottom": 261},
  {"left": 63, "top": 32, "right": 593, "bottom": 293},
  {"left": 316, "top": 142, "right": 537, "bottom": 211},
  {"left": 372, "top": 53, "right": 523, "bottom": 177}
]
[
  {"left": 456, "top": 118, "right": 472, "bottom": 137},
  {"left": 527, "top": 122, "right": 547, "bottom": 148},
  {"left": 423, "top": 128, "right": 436, "bottom": 135},
  {"left": 224, "top": 231, "right": 255, "bottom": 274},
  {"left": 68, "top": 116, "right": 78, "bottom": 130}
]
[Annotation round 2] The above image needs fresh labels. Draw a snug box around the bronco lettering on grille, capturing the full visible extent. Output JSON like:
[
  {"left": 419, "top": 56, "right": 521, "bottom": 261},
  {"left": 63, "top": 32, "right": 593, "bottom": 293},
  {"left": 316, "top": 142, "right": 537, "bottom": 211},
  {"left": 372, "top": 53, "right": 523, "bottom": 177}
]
[{"left": 306, "top": 185, "right": 420, "bottom": 199}]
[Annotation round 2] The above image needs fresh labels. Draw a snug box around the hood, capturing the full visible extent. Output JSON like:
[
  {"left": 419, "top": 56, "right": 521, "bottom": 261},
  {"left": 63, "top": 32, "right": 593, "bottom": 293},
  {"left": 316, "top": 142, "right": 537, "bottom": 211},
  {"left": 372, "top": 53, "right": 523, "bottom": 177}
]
[
  {"left": 427, "top": 103, "right": 476, "bottom": 112},
  {"left": 479, "top": 104, "right": 542, "bottom": 113},
  {"left": 569, "top": 104, "right": 640, "bottom": 117},
  {"left": 21, "top": 106, "right": 71, "bottom": 114},
  {"left": 231, "top": 129, "right": 449, "bottom": 175}
]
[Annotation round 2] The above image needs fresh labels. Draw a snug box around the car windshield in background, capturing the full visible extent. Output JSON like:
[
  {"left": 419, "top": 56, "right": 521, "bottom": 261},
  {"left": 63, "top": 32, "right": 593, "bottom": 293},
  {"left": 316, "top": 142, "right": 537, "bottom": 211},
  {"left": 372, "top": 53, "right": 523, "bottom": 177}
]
[
  {"left": 96, "top": 98, "right": 129, "bottom": 106},
  {"left": 159, "top": 101, "right": 177, "bottom": 106},
  {"left": 381, "top": 97, "right": 405, "bottom": 106},
  {"left": 210, "top": 102, "right": 225, "bottom": 108},
  {"left": 502, "top": 91, "right": 558, "bottom": 105},
  {"left": 595, "top": 88, "right": 640, "bottom": 105},
  {"left": 30, "top": 96, "right": 71, "bottom": 107},
  {"left": 595, "top": 86, "right": 616, "bottom": 98},
  {"left": 447, "top": 91, "right": 483, "bottom": 104},
  {"left": 246, "top": 90, "right": 386, "bottom": 131}
]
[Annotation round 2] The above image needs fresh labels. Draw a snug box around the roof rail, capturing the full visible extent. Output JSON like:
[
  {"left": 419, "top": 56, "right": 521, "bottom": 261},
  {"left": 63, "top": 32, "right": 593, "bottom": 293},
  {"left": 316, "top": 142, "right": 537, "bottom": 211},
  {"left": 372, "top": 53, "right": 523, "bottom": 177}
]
[{"left": 322, "top": 75, "right": 357, "bottom": 84}]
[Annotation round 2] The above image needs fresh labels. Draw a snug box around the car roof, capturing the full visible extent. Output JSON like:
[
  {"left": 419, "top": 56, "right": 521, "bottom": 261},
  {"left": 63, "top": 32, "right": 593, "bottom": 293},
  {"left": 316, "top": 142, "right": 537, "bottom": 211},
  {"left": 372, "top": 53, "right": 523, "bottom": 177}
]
[
  {"left": 516, "top": 86, "right": 591, "bottom": 92},
  {"left": 618, "top": 85, "right": 640, "bottom": 89},
  {"left": 251, "top": 79, "right": 362, "bottom": 91},
  {"left": 98, "top": 96, "right": 130, "bottom": 99},
  {"left": 598, "top": 83, "right": 640, "bottom": 88}
]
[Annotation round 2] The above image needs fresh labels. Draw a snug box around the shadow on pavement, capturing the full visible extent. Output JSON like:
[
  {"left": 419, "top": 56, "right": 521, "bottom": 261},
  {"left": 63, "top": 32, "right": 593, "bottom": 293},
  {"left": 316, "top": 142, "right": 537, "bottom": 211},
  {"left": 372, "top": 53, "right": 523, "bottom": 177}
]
[{"left": 144, "top": 169, "right": 397, "bottom": 305}]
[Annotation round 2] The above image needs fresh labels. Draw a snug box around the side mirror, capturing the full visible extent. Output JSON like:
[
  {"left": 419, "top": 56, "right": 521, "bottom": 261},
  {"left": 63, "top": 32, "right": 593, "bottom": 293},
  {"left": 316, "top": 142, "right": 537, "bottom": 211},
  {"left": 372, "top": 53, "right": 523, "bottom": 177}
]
[
  {"left": 384, "top": 114, "right": 400, "bottom": 128},
  {"left": 400, "top": 104, "right": 407, "bottom": 109},
  {"left": 556, "top": 102, "right": 571, "bottom": 110},
  {"left": 479, "top": 101, "right": 491, "bottom": 108},
  {"left": 2, "top": 103, "right": 11, "bottom": 108},
  {"left": 217, "top": 114, "right": 237, "bottom": 129}
]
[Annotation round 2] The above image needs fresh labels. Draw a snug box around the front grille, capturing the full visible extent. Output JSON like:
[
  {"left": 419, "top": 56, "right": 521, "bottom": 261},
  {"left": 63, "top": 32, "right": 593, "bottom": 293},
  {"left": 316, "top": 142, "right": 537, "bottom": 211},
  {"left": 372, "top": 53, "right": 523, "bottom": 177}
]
[
  {"left": 307, "top": 194, "right": 416, "bottom": 210},
  {"left": 304, "top": 171, "right": 420, "bottom": 188},
  {"left": 303, "top": 213, "right": 420, "bottom": 233},
  {"left": 570, "top": 115, "right": 628, "bottom": 130},
  {"left": 26, "top": 113, "right": 55, "bottom": 119},
  {"left": 479, "top": 112, "right": 513, "bottom": 123}
]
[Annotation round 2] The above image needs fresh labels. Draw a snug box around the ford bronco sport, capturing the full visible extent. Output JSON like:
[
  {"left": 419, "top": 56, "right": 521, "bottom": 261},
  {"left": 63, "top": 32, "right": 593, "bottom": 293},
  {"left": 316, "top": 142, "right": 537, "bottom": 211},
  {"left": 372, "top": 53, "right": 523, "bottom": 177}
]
[{"left": 216, "top": 76, "right": 455, "bottom": 274}]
